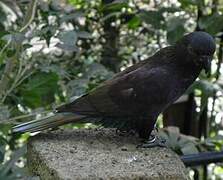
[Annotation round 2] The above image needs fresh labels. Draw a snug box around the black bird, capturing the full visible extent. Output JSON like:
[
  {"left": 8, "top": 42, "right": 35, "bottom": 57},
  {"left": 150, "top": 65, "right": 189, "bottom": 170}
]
[{"left": 13, "top": 31, "right": 215, "bottom": 147}]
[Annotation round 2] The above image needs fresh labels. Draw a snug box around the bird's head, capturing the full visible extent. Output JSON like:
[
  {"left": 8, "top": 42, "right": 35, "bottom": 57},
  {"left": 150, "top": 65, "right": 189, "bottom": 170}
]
[{"left": 178, "top": 31, "right": 216, "bottom": 74}]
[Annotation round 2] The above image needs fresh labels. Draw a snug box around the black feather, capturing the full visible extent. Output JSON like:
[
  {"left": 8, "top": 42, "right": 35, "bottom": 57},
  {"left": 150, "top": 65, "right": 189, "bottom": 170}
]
[{"left": 13, "top": 31, "right": 216, "bottom": 139}]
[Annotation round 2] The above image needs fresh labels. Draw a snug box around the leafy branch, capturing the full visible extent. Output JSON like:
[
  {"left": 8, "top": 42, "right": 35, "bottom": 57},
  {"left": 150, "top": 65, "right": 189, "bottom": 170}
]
[{"left": 0, "top": 0, "right": 38, "bottom": 103}]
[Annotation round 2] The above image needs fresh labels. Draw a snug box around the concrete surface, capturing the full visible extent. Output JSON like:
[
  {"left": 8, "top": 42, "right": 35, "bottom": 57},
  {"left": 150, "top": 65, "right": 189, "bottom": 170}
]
[{"left": 27, "top": 128, "right": 188, "bottom": 180}]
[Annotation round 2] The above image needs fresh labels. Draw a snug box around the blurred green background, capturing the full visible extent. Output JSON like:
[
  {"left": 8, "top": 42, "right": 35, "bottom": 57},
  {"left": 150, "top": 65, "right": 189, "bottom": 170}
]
[{"left": 0, "top": 0, "right": 223, "bottom": 179}]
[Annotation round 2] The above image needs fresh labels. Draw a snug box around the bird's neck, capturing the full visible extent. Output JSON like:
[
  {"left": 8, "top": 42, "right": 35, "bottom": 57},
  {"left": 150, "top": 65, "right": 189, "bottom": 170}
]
[
  {"left": 154, "top": 45, "right": 202, "bottom": 77},
  {"left": 170, "top": 45, "right": 202, "bottom": 80},
  {"left": 174, "top": 43, "right": 189, "bottom": 61},
  {"left": 174, "top": 44, "right": 201, "bottom": 69}
]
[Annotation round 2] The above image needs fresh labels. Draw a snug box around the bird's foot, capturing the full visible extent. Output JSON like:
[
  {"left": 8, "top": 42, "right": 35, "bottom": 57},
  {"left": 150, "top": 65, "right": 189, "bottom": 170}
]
[{"left": 137, "top": 134, "right": 166, "bottom": 148}]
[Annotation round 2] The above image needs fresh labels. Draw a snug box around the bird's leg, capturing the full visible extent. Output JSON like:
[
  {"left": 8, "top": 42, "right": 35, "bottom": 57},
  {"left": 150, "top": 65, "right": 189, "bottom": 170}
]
[{"left": 137, "top": 126, "right": 166, "bottom": 148}]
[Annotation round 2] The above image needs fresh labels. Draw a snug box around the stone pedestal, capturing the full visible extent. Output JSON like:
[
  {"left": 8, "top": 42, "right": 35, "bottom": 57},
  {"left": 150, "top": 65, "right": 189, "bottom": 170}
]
[{"left": 27, "top": 128, "right": 188, "bottom": 180}]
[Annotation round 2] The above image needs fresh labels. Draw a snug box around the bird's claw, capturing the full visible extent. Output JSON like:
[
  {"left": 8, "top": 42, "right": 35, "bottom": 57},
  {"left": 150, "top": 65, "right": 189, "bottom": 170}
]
[{"left": 137, "top": 135, "right": 166, "bottom": 148}]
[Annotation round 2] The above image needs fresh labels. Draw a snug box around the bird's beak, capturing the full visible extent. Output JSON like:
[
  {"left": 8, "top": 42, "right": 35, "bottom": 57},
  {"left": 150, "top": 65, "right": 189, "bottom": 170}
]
[{"left": 202, "top": 56, "right": 212, "bottom": 74}]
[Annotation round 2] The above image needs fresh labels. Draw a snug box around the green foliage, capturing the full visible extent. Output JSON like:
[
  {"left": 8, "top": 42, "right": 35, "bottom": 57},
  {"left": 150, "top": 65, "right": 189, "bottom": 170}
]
[
  {"left": 0, "top": 146, "right": 27, "bottom": 180},
  {"left": 159, "top": 127, "right": 216, "bottom": 155},
  {"left": 139, "top": 10, "right": 165, "bottom": 29},
  {"left": 101, "top": 1, "right": 128, "bottom": 12},
  {"left": 199, "top": 13, "right": 223, "bottom": 35},
  {"left": 187, "top": 79, "right": 221, "bottom": 114},
  {"left": 19, "top": 72, "right": 60, "bottom": 108},
  {"left": 127, "top": 16, "right": 141, "bottom": 29},
  {"left": 167, "top": 17, "right": 186, "bottom": 44},
  {"left": 0, "top": 137, "right": 7, "bottom": 163}
]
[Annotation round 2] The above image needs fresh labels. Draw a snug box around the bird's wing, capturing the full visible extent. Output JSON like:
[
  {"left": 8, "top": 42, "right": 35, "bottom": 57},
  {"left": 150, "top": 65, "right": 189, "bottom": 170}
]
[
  {"left": 57, "top": 62, "right": 172, "bottom": 118},
  {"left": 57, "top": 46, "right": 175, "bottom": 117},
  {"left": 106, "top": 66, "right": 172, "bottom": 116}
]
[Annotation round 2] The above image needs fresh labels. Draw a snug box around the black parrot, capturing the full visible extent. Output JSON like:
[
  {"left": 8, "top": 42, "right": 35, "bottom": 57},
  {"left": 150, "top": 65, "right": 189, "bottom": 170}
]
[{"left": 13, "top": 31, "right": 216, "bottom": 147}]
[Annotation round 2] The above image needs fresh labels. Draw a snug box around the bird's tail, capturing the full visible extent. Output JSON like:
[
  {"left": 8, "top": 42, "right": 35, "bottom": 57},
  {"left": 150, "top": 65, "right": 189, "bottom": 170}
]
[{"left": 12, "top": 112, "right": 86, "bottom": 133}]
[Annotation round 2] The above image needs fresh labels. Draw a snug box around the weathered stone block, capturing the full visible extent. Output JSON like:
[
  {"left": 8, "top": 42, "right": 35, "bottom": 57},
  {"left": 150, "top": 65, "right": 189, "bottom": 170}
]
[{"left": 27, "top": 128, "right": 188, "bottom": 180}]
